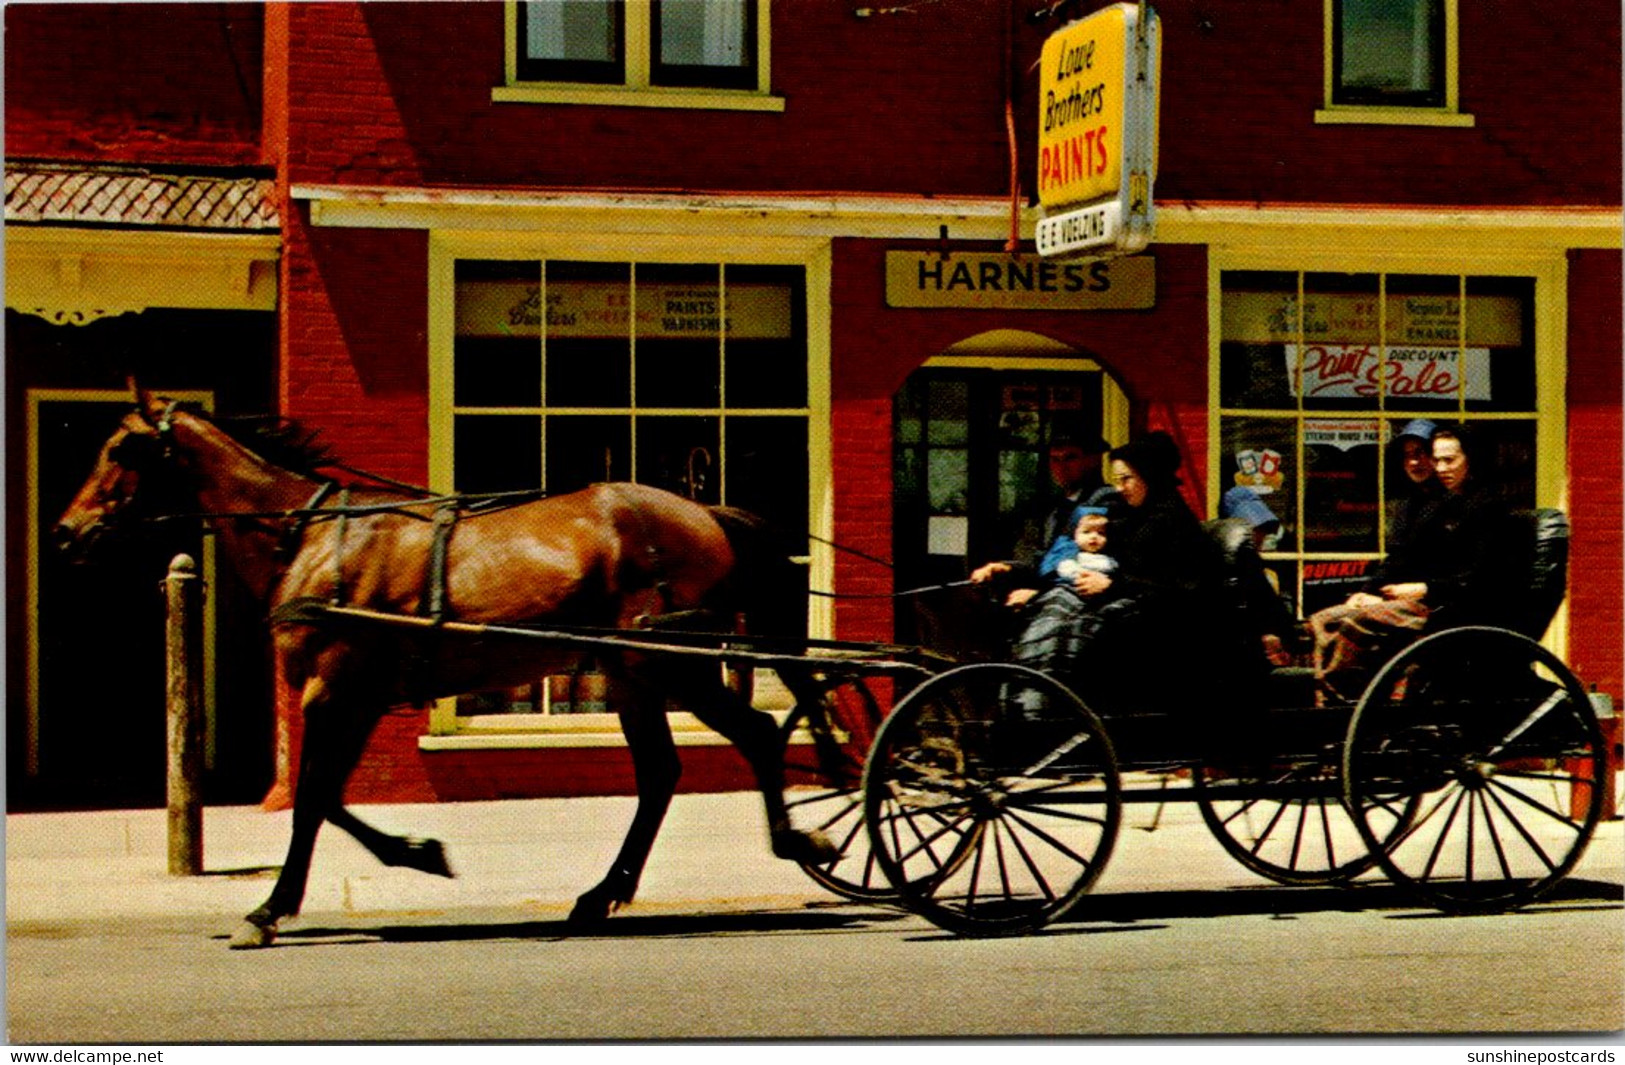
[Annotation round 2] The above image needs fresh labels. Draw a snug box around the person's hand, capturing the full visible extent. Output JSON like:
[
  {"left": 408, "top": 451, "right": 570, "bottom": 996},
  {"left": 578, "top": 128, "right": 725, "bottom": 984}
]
[
  {"left": 970, "top": 561, "right": 1011, "bottom": 584},
  {"left": 1346, "top": 591, "right": 1383, "bottom": 609},
  {"left": 1005, "top": 587, "right": 1038, "bottom": 608},
  {"left": 1381, "top": 582, "right": 1428, "bottom": 601},
  {"left": 1072, "top": 570, "right": 1112, "bottom": 597}
]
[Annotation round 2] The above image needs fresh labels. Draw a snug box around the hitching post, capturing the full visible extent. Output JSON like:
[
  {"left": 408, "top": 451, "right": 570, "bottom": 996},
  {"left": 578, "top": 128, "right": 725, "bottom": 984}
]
[{"left": 165, "top": 554, "right": 203, "bottom": 876}]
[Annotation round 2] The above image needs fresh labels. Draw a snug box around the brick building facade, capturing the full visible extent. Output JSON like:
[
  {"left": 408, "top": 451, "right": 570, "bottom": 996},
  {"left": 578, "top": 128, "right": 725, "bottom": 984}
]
[{"left": 7, "top": 2, "right": 1620, "bottom": 809}]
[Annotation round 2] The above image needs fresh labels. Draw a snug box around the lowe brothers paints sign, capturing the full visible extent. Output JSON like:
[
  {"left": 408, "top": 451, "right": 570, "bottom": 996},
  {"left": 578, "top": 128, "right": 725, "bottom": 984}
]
[
  {"left": 1285, "top": 344, "right": 1492, "bottom": 401},
  {"left": 1034, "top": 3, "right": 1160, "bottom": 259}
]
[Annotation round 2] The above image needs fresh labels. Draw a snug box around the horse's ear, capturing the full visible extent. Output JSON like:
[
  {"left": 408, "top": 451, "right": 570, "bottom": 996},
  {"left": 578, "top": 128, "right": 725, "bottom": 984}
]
[{"left": 127, "top": 377, "right": 161, "bottom": 425}]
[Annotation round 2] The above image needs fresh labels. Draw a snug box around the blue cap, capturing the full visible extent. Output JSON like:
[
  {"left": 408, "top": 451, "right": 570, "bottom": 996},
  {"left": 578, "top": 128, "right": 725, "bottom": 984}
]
[
  {"left": 1395, "top": 418, "right": 1437, "bottom": 443},
  {"left": 1222, "top": 486, "right": 1280, "bottom": 531}
]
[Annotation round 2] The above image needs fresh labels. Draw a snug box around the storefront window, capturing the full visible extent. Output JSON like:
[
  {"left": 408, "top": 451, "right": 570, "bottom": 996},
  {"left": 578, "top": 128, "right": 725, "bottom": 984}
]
[
  {"left": 450, "top": 257, "right": 809, "bottom": 716},
  {"left": 1218, "top": 270, "right": 1537, "bottom": 617}
]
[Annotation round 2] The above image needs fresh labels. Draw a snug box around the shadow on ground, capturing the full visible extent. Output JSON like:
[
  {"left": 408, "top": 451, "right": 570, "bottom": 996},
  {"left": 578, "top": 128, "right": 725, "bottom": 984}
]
[{"left": 237, "top": 877, "right": 1623, "bottom": 949}]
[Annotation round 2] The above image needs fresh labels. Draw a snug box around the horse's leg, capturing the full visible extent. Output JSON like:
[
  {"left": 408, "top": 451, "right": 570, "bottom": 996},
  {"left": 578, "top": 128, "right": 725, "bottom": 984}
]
[
  {"left": 229, "top": 682, "right": 376, "bottom": 949},
  {"left": 327, "top": 806, "right": 454, "bottom": 879},
  {"left": 666, "top": 660, "right": 839, "bottom": 864},
  {"left": 568, "top": 671, "right": 681, "bottom": 926}
]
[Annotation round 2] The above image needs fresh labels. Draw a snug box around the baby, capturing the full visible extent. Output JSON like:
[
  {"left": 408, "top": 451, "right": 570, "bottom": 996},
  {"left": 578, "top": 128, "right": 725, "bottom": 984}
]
[{"left": 1038, "top": 505, "right": 1118, "bottom": 586}]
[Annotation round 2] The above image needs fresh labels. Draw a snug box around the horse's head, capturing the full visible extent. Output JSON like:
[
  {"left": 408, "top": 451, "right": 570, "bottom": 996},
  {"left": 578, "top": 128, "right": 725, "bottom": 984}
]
[{"left": 52, "top": 383, "right": 184, "bottom": 562}]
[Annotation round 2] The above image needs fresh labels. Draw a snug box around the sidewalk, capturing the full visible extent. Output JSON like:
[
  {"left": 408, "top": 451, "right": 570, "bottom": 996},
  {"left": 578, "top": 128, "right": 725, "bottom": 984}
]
[{"left": 8, "top": 790, "right": 1623, "bottom": 927}]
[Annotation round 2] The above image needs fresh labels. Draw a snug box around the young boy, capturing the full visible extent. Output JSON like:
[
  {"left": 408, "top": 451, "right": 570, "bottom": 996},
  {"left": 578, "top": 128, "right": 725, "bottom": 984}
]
[{"left": 1038, "top": 505, "right": 1118, "bottom": 586}]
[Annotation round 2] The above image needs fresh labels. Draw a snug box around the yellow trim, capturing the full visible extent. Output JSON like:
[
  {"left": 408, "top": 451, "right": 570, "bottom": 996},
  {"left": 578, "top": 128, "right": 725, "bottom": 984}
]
[
  {"left": 5, "top": 228, "right": 279, "bottom": 321},
  {"left": 295, "top": 186, "right": 1623, "bottom": 253},
  {"left": 498, "top": 0, "right": 780, "bottom": 110},
  {"left": 426, "top": 229, "right": 832, "bottom": 736},
  {"left": 25, "top": 390, "right": 219, "bottom": 779},
  {"left": 1314, "top": 107, "right": 1474, "bottom": 127},
  {"left": 1322, "top": 0, "right": 1470, "bottom": 125}
]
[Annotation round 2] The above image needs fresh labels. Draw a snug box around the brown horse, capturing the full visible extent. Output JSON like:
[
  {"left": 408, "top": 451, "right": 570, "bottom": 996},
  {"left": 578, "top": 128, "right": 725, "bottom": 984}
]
[{"left": 52, "top": 385, "right": 835, "bottom": 948}]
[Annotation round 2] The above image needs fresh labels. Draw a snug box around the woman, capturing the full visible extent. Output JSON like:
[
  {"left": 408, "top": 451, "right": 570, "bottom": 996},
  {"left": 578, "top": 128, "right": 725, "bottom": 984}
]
[
  {"left": 1310, "top": 424, "right": 1516, "bottom": 702},
  {"left": 1013, "top": 431, "right": 1225, "bottom": 698}
]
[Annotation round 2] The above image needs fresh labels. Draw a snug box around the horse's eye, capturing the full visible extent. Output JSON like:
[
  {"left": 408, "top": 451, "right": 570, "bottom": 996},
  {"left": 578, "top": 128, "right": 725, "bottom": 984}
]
[{"left": 108, "top": 434, "right": 159, "bottom": 467}]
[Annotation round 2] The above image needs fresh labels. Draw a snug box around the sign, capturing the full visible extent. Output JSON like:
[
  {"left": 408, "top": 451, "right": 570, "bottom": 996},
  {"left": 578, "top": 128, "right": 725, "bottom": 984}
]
[
  {"left": 884, "top": 251, "right": 1155, "bottom": 309},
  {"left": 455, "top": 280, "right": 792, "bottom": 340},
  {"left": 1222, "top": 291, "right": 1524, "bottom": 347},
  {"left": 1035, "top": 2, "right": 1160, "bottom": 258},
  {"left": 1286, "top": 344, "right": 1492, "bottom": 401}
]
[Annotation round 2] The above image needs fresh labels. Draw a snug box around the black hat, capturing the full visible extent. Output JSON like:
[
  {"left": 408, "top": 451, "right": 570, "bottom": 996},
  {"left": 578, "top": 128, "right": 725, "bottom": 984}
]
[
  {"left": 1048, "top": 423, "right": 1110, "bottom": 452},
  {"left": 1110, "top": 430, "right": 1183, "bottom": 487}
]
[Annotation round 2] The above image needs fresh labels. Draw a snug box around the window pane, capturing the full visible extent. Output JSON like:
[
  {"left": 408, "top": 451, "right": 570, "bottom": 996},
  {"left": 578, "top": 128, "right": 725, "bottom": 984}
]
[
  {"left": 1300, "top": 273, "right": 1380, "bottom": 411},
  {"left": 1384, "top": 275, "right": 1467, "bottom": 411},
  {"left": 1336, "top": 0, "right": 1443, "bottom": 106},
  {"left": 726, "top": 416, "right": 808, "bottom": 551},
  {"left": 724, "top": 265, "right": 805, "bottom": 408},
  {"left": 546, "top": 261, "right": 631, "bottom": 407},
  {"left": 927, "top": 449, "right": 969, "bottom": 514},
  {"left": 454, "top": 260, "right": 543, "bottom": 407},
  {"left": 545, "top": 415, "right": 630, "bottom": 494},
  {"left": 1304, "top": 418, "right": 1381, "bottom": 552},
  {"left": 454, "top": 415, "right": 540, "bottom": 495},
  {"left": 1464, "top": 419, "right": 1538, "bottom": 511},
  {"left": 1220, "top": 416, "right": 1297, "bottom": 553},
  {"left": 1220, "top": 271, "right": 1297, "bottom": 410},
  {"left": 635, "top": 263, "right": 720, "bottom": 409},
  {"left": 652, "top": 0, "right": 756, "bottom": 88},
  {"left": 926, "top": 380, "right": 968, "bottom": 445},
  {"left": 519, "top": 0, "right": 624, "bottom": 83},
  {"left": 1466, "top": 276, "right": 1536, "bottom": 413},
  {"left": 635, "top": 415, "right": 719, "bottom": 502}
]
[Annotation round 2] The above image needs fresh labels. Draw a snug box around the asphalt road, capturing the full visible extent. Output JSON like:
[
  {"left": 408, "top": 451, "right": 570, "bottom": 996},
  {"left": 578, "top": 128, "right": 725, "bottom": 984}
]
[{"left": 9, "top": 876, "right": 1623, "bottom": 1041}]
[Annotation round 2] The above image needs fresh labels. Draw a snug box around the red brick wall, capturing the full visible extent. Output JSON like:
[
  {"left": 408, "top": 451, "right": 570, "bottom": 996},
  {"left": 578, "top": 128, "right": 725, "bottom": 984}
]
[
  {"left": 1566, "top": 249, "right": 1623, "bottom": 701},
  {"left": 828, "top": 238, "right": 1211, "bottom": 644},
  {"left": 276, "top": 2, "right": 1621, "bottom": 206},
  {"left": 3, "top": 3, "right": 263, "bottom": 166}
]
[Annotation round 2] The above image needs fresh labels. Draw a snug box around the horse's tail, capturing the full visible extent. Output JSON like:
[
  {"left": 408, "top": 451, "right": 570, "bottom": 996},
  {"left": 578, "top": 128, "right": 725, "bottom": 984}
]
[{"left": 705, "top": 505, "right": 805, "bottom": 646}]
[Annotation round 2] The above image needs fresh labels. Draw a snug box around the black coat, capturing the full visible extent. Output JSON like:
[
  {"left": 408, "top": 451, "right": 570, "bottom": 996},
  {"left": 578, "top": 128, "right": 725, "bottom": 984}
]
[
  {"left": 1105, "top": 490, "right": 1227, "bottom": 617},
  {"left": 1379, "top": 480, "right": 1521, "bottom": 627}
]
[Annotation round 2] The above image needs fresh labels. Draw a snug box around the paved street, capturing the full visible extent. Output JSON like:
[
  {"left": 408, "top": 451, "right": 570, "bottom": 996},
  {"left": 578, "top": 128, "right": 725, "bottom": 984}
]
[{"left": 7, "top": 792, "right": 1624, "bottom": 1042}]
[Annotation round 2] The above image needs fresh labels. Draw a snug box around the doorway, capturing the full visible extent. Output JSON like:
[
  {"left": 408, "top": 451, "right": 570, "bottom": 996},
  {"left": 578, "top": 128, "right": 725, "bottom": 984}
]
[
  {"left": 892, "top": 350, "right": 1127, "bottom": 643},
  {"left": 25, "top": 392, "right": 216, "bottom": 808}
]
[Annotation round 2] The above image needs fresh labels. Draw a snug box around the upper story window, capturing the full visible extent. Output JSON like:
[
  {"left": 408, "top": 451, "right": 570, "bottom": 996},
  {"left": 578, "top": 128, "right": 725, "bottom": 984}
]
[
  {"left": 500, "top": 0, "right": 781, "bottom": 111},
  {"left": 1318, "top": 0, "right": 1473, "bottom": 126}
]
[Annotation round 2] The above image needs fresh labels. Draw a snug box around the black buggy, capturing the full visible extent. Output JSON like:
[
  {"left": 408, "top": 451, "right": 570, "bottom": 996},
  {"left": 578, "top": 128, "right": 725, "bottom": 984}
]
[{"left": 778, "top": 508, "right": 1611, "bottom": 936}]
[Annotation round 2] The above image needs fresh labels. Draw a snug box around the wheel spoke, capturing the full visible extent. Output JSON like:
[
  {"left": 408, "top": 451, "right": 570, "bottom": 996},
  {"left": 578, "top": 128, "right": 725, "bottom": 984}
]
[
  {"left": 997, "top": 816, "right": 1057, "bottom": 904},
  {"left": 1003, "top": 806, "right": 1100, "bottom": 871},
  {"left": 1481, "top": 782, "right": 1559, "bottom": 874},
  {"left": 1419, "top": 785, "right": 1469, "bottom": 883},
  {"left": 1486, "top": 775, "right": 1587, "bottom": 832}
]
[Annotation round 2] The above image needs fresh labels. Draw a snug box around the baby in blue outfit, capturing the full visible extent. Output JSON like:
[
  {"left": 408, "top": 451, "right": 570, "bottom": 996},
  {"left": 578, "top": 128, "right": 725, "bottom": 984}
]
[{"left": 1037, "top": 505, "right": 1118, "bottom": 586}]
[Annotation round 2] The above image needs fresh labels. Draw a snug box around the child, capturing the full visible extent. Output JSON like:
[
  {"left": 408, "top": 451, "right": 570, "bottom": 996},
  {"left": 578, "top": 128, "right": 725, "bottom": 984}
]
[{"left": 1037, "top": 505, "right": 1118, "bottom": 587}]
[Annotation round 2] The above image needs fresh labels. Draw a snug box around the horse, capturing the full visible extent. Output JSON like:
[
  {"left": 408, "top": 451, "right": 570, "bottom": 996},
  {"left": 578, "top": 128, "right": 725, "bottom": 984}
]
[{"left": 52, "top": 383, "right": 836, "bottom": 949}]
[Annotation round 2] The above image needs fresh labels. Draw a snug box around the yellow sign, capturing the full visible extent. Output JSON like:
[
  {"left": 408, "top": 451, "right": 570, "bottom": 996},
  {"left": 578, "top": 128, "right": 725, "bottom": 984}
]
[
  {"left": 1038, "top": 6, "right": 1127, "bottom": 208},
  {"left": 885, "top": 252, "right": 1155, "bottom": 309},
  {"left": 1221, "top": 291, "right": 1524, "bottom": 347}
]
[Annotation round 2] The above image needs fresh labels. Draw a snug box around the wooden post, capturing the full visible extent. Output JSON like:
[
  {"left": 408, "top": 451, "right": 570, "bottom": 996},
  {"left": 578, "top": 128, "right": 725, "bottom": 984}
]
[{"left": 165, "top": 554, "right": 203, "bottom": 876}]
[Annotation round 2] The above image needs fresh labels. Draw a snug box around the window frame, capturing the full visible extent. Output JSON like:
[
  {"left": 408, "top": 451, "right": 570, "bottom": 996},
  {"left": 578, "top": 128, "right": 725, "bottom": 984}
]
[
  {"left": 426, "top": 231, "right": 831, "bottom": 740},
  {"left": 498, "top": 0, "right": 783, "bottom": 112},
  {"left": 1317, "top": 0, "right": 1474, "bottom": 127},
  {"left": 1206, "top": 243, "right": 1568, "bottom": 656}
]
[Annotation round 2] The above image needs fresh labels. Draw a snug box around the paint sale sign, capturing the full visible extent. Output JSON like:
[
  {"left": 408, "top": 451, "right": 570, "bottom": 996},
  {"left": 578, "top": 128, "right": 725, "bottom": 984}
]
[{"left": 1285, "top": 344, "right": 1492, "bottom": 401}]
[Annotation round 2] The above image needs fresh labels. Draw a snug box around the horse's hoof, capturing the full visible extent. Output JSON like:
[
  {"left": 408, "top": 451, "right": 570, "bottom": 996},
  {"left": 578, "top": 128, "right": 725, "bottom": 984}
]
[
  {"left": 773, "top": 828, "right": 840, "bottom": 865},
  {"left": 566, "top": 893, "right": 617, "bottom": 927},
  {"left": 399, "top": 837, "right": 454, "bottom": 879},
  {"left": 228, "top": 920, "right": 277, "bottom": 950}
]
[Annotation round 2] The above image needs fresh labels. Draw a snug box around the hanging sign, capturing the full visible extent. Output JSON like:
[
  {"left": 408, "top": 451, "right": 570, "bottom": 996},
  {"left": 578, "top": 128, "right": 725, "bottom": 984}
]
[{"left": 1035, "top": 3, "right": 1160, "bottom": 259}]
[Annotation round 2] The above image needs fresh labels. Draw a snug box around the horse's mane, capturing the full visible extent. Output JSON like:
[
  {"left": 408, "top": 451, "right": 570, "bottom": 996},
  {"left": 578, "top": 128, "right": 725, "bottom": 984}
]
[{"left": 174, "top": 402, "right": 336, "bottom": 477}]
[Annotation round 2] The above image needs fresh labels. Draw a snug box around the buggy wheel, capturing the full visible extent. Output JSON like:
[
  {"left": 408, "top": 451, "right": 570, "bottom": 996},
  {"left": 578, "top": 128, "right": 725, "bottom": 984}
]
[
  {"left": 778, "top": 675, "right": 894, "bottom": 901},
  {"left": 1343, "top": 626, "right": 1605, "bottom": 915},
  {"left": 863, "top": 663, "right": 1120, "bottom": 936},
  {"left": 1194, "top": 754, "right": 1411, "bottom": 885}
]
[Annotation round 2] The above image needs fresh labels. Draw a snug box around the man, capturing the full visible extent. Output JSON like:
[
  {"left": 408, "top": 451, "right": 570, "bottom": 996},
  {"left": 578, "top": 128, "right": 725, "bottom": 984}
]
[{"left": 971, "top": 427, "right": 1111, "bottom": 598}]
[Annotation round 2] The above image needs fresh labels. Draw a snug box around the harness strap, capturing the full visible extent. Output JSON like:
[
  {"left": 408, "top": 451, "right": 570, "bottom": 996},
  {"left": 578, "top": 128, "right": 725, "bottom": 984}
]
[
  {"left": 279, "top": 481, "right": 338, "bottom": 564},
  {"left": 425, "top": 502, "right": 459, "bottom": 626},
  {"left": 329, "top": 488, "right": 351, "bottom": 606}
]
